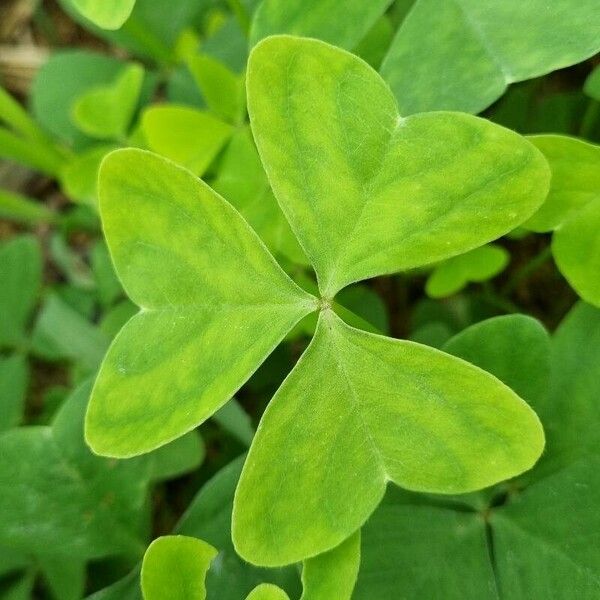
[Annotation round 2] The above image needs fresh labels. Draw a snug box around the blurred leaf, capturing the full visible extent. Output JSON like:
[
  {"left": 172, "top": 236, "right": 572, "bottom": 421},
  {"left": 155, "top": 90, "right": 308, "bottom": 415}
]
[
  {"left": 61, "top": 145, "right": 117, "bottom": 206},
  {"left": 141, "top": 536, "right": 217, "bottom": 600},
  {"left": 553, "top": 197, "right": 600, "bottom": 307},
  {"left": 99, "top": 300, "right": 138, "bottom": 339},
  {"left": 68, "top": 0, "right": 136, "bottom": 30},
  {"left": 0, "top": 355, "right": 28, "bottom": 431},
  {"left": 73, "top": 64, "right": 144, "bottom": 141},
  {"left": 49, "top": 233, "right": 95, "bottom": 290},
  {"left": 0, "top": 188, "right": 57, "bottom": 225},
  {"left": 584, "top": 64, "right": 600, "bottom": 101},
  {"left": 425, "top": 244, "right": 509, "bottom": 298},
  {"left": 30, "top": 293, "right": 110, "bottom": 371},
  {"left": 211, "top": 127, "right": 306, "bottom": 264},
  {"left": 91, "top": 241, "right": 123, "bottom": 308},
  {"left": 0, "top": 236, "right": 42, "bottom": 349},
  {"left": 250, "top": 0, "right": 393, "bottom": 49},
  {"left": 525, "top": 135, "right": 600, "bottom": 232},
  {"left": 353, "top": 15, "right": 394, "bottom": 69},
  {"left": 149, "top": 431, "right": 204, "bottom": 482},
  {"left": 212, "top": 399, "right": 254, "bottom": 447},
  {"left": 32, "top": 51, "right": 129, "bottom": 147},
  {"left": 187, "top": 54, "right": 245, "bottom": 124},
  {"left": 142, "top": 105, "right": 232, "bottom": 175},
  {"left": 381, "top": 0, "right": 600, "bottom": 114}
]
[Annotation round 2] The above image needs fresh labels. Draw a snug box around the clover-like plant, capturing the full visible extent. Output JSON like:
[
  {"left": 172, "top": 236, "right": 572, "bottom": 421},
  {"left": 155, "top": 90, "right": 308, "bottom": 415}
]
[{"left": 86, "top": 36, "right": 551, "bottom": 567}]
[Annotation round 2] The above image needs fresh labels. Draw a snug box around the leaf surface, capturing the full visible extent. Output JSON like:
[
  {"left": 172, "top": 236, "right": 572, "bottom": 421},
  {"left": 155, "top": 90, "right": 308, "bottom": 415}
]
[
  {"left": 141, "top": 536, "right": 217, "bottom": 600},
  {"left": 233, "top": 310, "right": 544, "bottom": 565},
  {"left": 250, "top": 0, "right": 392, "bottom": 49},
  {"left": 73, "top": 64, "right": 144, "bottom": 140},
  {"left": 248, "top": 36, "right": 549, "bottom": 296},
  {"left": 86, "top": 149, "right": 316, "bottom": 457},
  {"left": 69, "top": 0, "right": 136, "bottom": 30},
  {"left": 142, "top": 105, "right": 233, "bottom": 176},
  {"left": 381, "top": 0, "right": 600, "bottom": 114}
]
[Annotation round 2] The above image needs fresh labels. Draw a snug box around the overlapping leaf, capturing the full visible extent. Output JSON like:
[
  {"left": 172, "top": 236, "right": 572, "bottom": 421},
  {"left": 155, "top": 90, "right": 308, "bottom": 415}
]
[
  {"left": 248, "top": 36, "right": 549, "bottom": 297},
  {"left": 141, "top": 536, "right": 217, "bottom": 600},
  {"left": 381, "top": 0, "right": 600, "bottom": 114},
  {"left": 525, "top": 135, "right": 600, "bottom": 306},
  {"left": 355, "top": 307, "right": 600, "bottom": 598},
  {"left": 85, "top": 149, "right": 315, "bottom": 457},
  {"left": 233, "top": 311, "right": 543, "bottom": 564},
  {"left": 89, "top": 36, "right": 549, "bottom": 569}
]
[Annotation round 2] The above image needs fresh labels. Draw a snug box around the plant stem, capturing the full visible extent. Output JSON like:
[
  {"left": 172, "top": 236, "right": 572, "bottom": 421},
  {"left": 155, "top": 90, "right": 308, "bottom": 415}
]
[
  {"left": 579, "top": 97, "right": 599, "bottom": 138},
  {"left": 502, "top": 245, "right": 553, "bottom": 295}
]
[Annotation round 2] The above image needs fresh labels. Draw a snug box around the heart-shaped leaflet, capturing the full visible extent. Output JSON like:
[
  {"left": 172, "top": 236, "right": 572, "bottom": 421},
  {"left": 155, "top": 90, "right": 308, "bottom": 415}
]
[{"left": 232, "top": 35, "right": 549, "bottom": 566}]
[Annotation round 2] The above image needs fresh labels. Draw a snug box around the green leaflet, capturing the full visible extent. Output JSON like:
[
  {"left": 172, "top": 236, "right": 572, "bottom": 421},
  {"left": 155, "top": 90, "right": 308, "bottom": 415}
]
[
  {"left": 246, "top": 585, "right": 290, "bottom": 600},
  {"left": 525, "top": 136, "right": 600, "bottom": 232},
  {"left": 553, "top": 198, "right": 600, "bottom": 307},
  {"left": 381, "top": 0, "right": 600, "bottom": 114},
  {"left": 353, "top": 313, "right": 553, "bottom": 598},
  {"left": 0, "top": 355, "right": 28, "bottom": 432},
  {"left": 0, "top": 236, "right": 42, "bottom": 349},
  {"left": 211, "top": 127, "right": 307, "bottom": 265},
  {"left": 425, "top": 244, "right": 509, "bottom": 298},
  {"left": 32, "top": 50, "right": 130, "bottom": 147},
  {"left": 250, "top": 0, "right": 393, "bottom": 49},
  {"left": 0, "top": 382, "right": 149, "bottom": 559},
  {"left": 187, "top": 54, "right": 246, "bottom": 124},
  {"left": 89, "top": 456, "right": 301, "bottom": 600},
  {"left": 248, "top": 36, "right": 549, "bottom": 297},
  {"left": 68, "top": 0, "right": 136, "bottom": 30},
  {"left": 233, "top": 310, "right": 543, "bottom": 565},
  {"left": 86, "top": 149, "right": 316, "bottom": 457},
  {"left": 142, "top": 105, "right": 233, "bottom": 176},
  {"left": 141, "top": 536, "right": 217, "bottom": 600},
  {"left": 301, "top": 531, "right": 360, "bottom": 600},
  {"left": 73, "top": 64, "right": 144, "bottom": 140},
  {"left": 524, "top": 135, "right": 600, "bottom": 306}
]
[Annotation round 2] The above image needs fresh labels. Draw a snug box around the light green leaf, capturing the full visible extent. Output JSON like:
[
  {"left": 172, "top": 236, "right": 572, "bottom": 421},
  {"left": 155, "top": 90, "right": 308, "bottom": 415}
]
[
  {"left": 246, "top": 584, "right": 290, "bottom": 600},
  {"left": 60, "top": 145, "right": 117, "bottom": 206},
  {"left": 233, "top": 310, "right": 544, "bottom": 565},
  {"left": 211, "top": 127, "right": 307, "bottom": 265},
  {"left": 73, "top": 64, "right": 144, "bottom": 140},
  {"left": 86, "top": 149, "right": 316, "bottom": 457},
  {"left": 187, "top": 54, "right": 246, "bottom": 124},
  {"left": 524, "top": 135, "right": 600, "bottom": 232},
  {"left": 141, "top": 536, "right": 217, "bottom": 600},
  {"left": 250, "top": 0, "right": 392, "bottom": 49},
  {"left": 381, "top": 0, "right": 600, "bottom": 114},
  {"left": 0, "top": 236, "right": 42, "bottom": 348},
  {"left": 69, "top": 0, "right": 136, "bottom": 30},
  {"left": 248, "top": 36, "right": 549, "bottom": 297},
  {"left": 553, "top": 197, "right": 600, "bottom": 307},
  {"left": 301, "top": 531, "right": 360, "bottom": 600},
  {"left": 0, "top": 354, "right": 28, "bottom": 431},
  {"left": 426, "top": 244, "right": 509, "bottom": 298},
  {"left": 142, "top": 105, "right": 233, "bottom": 175}
]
